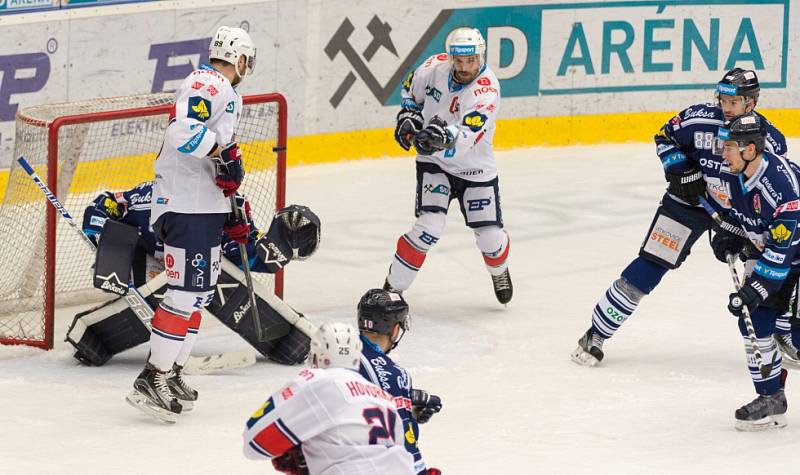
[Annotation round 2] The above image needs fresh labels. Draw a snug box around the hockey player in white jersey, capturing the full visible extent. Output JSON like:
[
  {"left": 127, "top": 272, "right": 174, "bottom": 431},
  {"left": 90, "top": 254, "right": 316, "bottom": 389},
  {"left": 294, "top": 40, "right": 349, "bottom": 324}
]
[
  {"left": 126, "top": 26, "right": 256, "bottom": 423},
  {"left": 243, "top": 322, "right": 415, "bottom": 475},
  {"left": 385, "top": 27, "right": 512, "bottom": 304}
]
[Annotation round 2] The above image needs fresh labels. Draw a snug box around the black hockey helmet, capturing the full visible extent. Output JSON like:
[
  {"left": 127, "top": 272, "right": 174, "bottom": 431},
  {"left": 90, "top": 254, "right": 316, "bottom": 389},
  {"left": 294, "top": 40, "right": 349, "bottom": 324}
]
[
  {"left": 357, "top": 289, "right": 410, "bottom": 338},
  {"left": 719, "top": 112, "right": 765, "bottom": 155},
  {"left": 716, "top": 68, "right": 760, "bottom": 103}
]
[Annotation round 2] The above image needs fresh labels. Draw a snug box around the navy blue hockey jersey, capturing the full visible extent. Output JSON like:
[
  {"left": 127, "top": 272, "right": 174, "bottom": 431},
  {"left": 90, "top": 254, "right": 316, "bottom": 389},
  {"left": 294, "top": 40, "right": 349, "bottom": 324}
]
[
  {"left": 82, "top": 182, "right": 269, "bottom": 273},
  {"left": 655, "top": 104, "right": 786, "bottom": 210},
  {"left": 721, "top": 152, "right": 800, "bottom": 295},
  {"left": 358, "top": 336, "right": 427, "bottom": 475}
]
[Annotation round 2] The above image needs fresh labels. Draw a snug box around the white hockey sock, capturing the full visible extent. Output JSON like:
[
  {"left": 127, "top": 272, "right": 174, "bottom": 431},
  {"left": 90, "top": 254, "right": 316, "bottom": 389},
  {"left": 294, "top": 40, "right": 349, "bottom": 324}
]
[
  {"left": 387, "top": 212, "right": 445, "bottom": 291},
  {"left": 174, "top": 312, "right": 202, "bottom": 367},
  {"left": 474, "top": 226, "right": 509, "bottom": 276},
  {"left": 591, "top": 279, "right": 643, "bottom": 339},
  {"left": 148, "top": 305, "right": 191, "bottom": 372}
]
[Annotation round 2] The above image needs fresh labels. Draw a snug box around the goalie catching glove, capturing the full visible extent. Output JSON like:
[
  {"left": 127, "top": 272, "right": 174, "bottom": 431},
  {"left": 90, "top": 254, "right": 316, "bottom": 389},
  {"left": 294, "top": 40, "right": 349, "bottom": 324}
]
[
  {"left": 414, "top": 116, "right": 454, "bottom": 155},
  {"left": 256, "top": 205, "right": 321, "bottom": 273}
]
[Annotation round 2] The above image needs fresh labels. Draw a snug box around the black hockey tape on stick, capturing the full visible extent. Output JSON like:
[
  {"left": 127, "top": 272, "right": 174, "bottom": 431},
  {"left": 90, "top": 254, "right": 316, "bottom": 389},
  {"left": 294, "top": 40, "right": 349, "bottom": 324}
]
[{"left": 699, "top": 196, "right": 772, "bottom": 379}]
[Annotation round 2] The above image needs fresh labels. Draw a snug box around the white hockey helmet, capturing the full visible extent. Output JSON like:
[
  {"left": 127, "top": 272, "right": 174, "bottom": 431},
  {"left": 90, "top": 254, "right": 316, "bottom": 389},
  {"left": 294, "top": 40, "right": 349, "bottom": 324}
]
[
  {"left": 445, "top": 27, "right": 486, "bottom": 69},
  {"left": 209, "top": 26, "right": 257, "bottom": 81},
  {"left": 309, "top": 322, "right": 363, "bottom": 370}
]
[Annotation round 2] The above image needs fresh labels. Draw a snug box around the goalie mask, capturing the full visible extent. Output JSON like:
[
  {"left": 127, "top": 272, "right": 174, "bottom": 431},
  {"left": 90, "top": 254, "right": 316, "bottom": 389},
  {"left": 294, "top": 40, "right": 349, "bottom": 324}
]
[
  {"left": 309, "top": 322, "right": 362, "bottom": 370},
  {"left": 357, "top": 289, "right": 410, "bottom": 352},
  {"left": 209, "top": 26, "right": 257, "bottom": 83}
]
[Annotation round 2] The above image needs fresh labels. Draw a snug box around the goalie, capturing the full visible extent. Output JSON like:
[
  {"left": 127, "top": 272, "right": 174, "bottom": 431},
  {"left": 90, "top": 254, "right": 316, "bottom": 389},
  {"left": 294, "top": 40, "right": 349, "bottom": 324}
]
[{"left": 66, "top": 180, "right": 321, "bottom": 370}]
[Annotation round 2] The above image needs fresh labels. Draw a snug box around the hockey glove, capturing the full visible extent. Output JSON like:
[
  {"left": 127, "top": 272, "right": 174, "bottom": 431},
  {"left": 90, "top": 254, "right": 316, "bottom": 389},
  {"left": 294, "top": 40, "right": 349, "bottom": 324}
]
[
  {"left": 271, "top": 446, "right": 308, "bottom": 475},
  {"left": 711, "top": 215, "right": 747, "bottom": 263},
  {"left": 414, "top": 116, "right": 454, "bottom": 155},
  {"left": 728, "top": 279, "right": 768, "bottom": 318},
  {"left": 394, "top": 108, "right": 424, "bottom": 151},
  {"left": 410, "top": 389, "right": 442, "bottom": 424},
  {"left": 276, "top": 205, "right": 321, "bottom": 260},
  {"left": 665, "top": 165, "right": 705, "bottom": 206},
  {"left": 256, "top": 218, "right": 294, "bottom": 273},
  {"left": 427, "top": 469, "right": 442, "bottom": 475},
  {"left": 215, "top": 143, "right": 245, "bottom": 197}
]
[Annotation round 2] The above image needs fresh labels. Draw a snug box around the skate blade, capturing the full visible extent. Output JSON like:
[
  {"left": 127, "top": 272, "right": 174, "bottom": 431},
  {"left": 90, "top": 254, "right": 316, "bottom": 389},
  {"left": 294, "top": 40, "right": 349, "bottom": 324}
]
[
  {"left": 126, "top": 390, "right": 178, "bottom": 424},
  {"left": 178, "top": 399, "right": 194, "bottom": 412},
  {"left": 570, "top": 346, "right": 600, "bottom": 367},
  {"left": 734, "top": 414, "right": 787, "bottom": 432}
]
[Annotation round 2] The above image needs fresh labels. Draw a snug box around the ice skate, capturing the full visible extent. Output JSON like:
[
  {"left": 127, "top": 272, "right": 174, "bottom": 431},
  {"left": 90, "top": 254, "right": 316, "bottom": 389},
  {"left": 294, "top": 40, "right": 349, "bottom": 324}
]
[
  {"left": 774, "top": 333, "right": 800, "bottom": 369},
  {"left": 491, "top": 269, "right": 513, "bottom": 305},
  {"left": 571, "top": 328, "right": 605, "bottom": 367},
  {"left": 126, "top": 362, "right": 182, "bottom": 423},
  {"left": 166, "top": 363, "right": 198, "bottom": 412},
  {"left": 734, "top": 390, "right": 787, "bottom": 431}
]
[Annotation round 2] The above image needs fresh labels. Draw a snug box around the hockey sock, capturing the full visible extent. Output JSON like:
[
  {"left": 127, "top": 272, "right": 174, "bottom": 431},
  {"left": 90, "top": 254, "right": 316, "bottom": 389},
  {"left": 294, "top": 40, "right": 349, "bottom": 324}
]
[
  {"left": 740, "top": 307, "right": 782, "bottom": 395},
  {"left": 387, "top": 213, "right": 445, "bottom": 291},
  {"left": 475, "top": 226, "right": 509, "bottom": 276},
  {"left": 148, "top": 305, "right": 191, "bottom": 372},
  {"left": 775, "top": 312, "right": 791, "bottom": 336},
  {"left": 174, "top": 312, "right": 202, "bottom": 367},
  {"left": 591, "top": 277, "right": 645, "bottom": 339},
  {"left": 620, "top": 257, "right": 668, "bottom": 294}
]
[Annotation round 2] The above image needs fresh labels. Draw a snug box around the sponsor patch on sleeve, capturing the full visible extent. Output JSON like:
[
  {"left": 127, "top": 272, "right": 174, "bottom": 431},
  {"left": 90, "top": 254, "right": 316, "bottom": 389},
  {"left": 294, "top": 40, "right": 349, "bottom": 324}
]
[
  {"left": 463, "top": 111, "right": 488, "bottom": 132},
  {"left": 770, "top": 219, "right": 796, "bottom": 248},
  {"left": 187, "top": 96, "right": 211, "bottom": 122}
]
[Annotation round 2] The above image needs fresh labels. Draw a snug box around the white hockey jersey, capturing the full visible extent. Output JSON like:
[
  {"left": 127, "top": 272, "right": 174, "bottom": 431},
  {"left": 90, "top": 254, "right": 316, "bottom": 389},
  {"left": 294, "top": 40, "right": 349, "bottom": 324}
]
[
  {"left": 402, "top": 54, "right": 500, "bottom": 181},
  {"left": 151, "top": 64, "right": 243, "bottom": 225},
  {"left": 243, "top": 367, "right": 415, "bottom": 475}
]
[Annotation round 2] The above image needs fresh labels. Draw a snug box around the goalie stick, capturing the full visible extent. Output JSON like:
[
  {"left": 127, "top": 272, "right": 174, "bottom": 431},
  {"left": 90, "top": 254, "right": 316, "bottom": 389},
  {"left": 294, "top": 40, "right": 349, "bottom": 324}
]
[
  {"left": 228, "top": 193, "right": 265, "bottom": 342},
  {"left": 17, "top": 156, "right": 255, "bottom": 374},
  {"left": 699, "top": 196, "right": 773, "bottom": 379}
]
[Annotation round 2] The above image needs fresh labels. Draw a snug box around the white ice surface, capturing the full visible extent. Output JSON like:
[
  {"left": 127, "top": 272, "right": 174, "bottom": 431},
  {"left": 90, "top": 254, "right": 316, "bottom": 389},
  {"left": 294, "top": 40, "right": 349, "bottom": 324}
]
[{"left": 2, "top": 141, "right": 800, "bottom": 474}]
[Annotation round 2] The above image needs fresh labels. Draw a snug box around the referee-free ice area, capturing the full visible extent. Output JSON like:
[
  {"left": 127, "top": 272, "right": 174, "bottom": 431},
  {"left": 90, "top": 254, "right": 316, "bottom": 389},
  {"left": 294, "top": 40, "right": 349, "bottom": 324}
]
[{"left": 2, "top": 141, "right": 799, "bottom": 474}]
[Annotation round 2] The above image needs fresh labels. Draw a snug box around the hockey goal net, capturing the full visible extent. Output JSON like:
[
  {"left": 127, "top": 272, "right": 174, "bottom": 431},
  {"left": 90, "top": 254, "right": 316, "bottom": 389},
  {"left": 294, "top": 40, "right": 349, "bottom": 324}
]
[{"left": 0, "top": 92, "right": 286, "bottom": 349}]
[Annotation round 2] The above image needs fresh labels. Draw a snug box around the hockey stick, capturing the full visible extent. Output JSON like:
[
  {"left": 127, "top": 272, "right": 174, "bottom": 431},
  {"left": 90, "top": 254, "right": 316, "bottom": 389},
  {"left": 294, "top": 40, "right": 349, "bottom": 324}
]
[
  {"left": 699, "top": 196, "right": 772, "bottom": 378},
  {"left": 229, "top": 194, "right": 265, "bottom": 342},
  {"left": 17, "top": 156, "right": 255, "bottom": 374}
]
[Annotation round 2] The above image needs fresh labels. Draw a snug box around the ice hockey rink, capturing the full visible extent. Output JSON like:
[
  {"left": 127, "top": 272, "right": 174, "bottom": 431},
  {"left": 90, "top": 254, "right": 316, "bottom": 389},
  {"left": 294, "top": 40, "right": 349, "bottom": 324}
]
[{"left": 2, "top": 141, "right": 799, "bottom": 474}]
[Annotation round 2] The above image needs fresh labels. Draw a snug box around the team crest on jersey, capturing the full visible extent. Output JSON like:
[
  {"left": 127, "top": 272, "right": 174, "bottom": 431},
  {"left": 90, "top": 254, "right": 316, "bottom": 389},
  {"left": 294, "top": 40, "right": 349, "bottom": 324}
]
[
  {"left": 225, "top": 101, "right": 235, "bottom": 113},
  {"left": 188, "top": 96, "right": 211, "bottom": 121},
  {"left": 425, "top": 86, "right": 442, "bottom": 102},
  {"left": 753, "top": 194, "right": 761, "bottom": 215},
  {"left": 770, "top": 220, "right": 795, "bottom": 248},
  {"left": 463, "top": 111, "right": 487, "bottom": 132}
]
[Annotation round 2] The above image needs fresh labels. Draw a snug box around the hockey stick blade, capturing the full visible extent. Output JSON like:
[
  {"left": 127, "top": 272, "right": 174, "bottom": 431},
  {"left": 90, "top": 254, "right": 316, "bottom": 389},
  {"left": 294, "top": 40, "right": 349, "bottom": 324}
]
[{"left": 182, "top": 349, "right": 257, "bottom": 375}]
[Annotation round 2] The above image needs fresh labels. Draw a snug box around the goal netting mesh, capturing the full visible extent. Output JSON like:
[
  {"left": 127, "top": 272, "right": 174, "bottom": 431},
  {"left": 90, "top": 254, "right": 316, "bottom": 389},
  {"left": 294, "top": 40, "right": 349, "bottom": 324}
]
[{"left": 0, "top": 92, "right": 285, "bottom": 348}]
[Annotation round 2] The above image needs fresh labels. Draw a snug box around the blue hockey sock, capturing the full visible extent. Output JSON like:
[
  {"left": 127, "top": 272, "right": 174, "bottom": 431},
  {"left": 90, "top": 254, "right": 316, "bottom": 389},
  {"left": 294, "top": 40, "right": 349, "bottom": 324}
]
[{"left": 620, "top": 257, "right": 668, "bottom": 295}]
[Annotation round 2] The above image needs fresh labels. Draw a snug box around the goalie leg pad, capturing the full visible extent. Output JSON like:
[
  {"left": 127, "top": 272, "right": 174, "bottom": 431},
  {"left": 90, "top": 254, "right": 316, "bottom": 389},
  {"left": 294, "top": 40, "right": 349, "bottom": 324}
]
[
  {"left": 94, "top": 220, "right": 141, "bottom": 296},
  {"left": 639, "top": 193, "right": 713, "bottom": 269},
  {"left": 268, "top": 317, "right": 315, "bottom": 365},
  {"left": 67, "top": 297, "right": 151, "bottom": 366}
]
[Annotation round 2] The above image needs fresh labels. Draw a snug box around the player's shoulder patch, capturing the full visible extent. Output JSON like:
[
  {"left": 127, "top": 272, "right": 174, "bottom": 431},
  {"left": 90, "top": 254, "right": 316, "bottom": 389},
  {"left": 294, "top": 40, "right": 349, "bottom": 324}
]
[
  {"left": 187, "top": 96, "right": 211, "bottom": 122},
  {"left": 463, "top": 110, "right": 488, "bottom": 132}
]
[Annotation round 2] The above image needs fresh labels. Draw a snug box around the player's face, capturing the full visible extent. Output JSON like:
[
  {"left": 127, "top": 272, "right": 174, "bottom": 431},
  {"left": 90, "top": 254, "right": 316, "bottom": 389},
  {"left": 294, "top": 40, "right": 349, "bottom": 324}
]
[
  {"left": 722, "top": 140, "right": 755, "bottom": 173},
  {"left": 452, "top": 55, "right": 481, "bottom": 83},
  {"left": 719, "top": 95, "right": 753, "bottom": 120}
]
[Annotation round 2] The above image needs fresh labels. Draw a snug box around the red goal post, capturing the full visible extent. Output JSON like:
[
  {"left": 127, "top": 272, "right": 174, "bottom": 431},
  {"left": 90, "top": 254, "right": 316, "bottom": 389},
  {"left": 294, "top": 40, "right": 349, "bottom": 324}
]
[{"left": 0, "top": 92, "right": 287, "bottom": 350}]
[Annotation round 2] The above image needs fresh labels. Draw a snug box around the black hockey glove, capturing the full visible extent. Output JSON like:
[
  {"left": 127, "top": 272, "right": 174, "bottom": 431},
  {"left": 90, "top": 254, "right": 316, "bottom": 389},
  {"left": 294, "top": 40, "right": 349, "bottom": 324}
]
[
  {"left": 410, "top": 389, "right": 442, "bottom": 424},
  {"left": 711, "top": 215, "right": 747, "bottom": 263},
  {"left": 256, "top": 216, "right": 294, "bottom": 273},
  {"left": 414, "top": 116, "right": 454, "bottom": 155},
  {"left": 275, "top": 205, "right": 321, "bottom": 260},
  {"left": 272, "top": 446, "right": 308, "bottom": 475},
  {"left": 665, "top": 165, "right": 705, "bottom": 206},
  {"left": 728, "top": 279, "right": 768, "bottom": 318},
  {"left": 395, "top": 108, "right": 423, "bottom": 151},
  {"left": 215, "top": 143, "right": 245, "bottom": 197}
]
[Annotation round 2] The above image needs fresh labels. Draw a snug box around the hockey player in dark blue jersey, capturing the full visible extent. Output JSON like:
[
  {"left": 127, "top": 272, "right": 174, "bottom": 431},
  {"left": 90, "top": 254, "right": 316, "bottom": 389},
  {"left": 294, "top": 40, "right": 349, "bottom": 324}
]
[
  {"left": 710, "top": 112, "right": 798, "bottom": 430},
  {"left": 572, "top": 68, "right": 788, "bottom": 367},
  {"left": 81, "top": 181, "right": 307, "bottom": 280},
  {"left": 356, "top": 289, "right": 442, "bottom": 475}
]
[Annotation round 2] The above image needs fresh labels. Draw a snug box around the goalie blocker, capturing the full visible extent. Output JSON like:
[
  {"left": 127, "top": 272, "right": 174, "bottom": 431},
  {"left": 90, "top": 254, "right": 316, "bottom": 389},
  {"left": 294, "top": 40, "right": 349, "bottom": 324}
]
[{"left": 67, "top": 259, "right": 316, "bottom": 366}]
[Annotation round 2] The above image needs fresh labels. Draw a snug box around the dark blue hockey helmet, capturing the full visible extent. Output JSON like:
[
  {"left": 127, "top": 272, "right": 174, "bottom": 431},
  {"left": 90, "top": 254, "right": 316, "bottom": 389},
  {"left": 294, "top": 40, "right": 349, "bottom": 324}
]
[
  {"left": 719, "top": 112, "right": 765, "bottom": 155},
  {"left": 716, "top": 68, "right": 760, "bottom": 103},
  {"left": 357, "top": 289, "right": 410, "bottom": 342}
]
